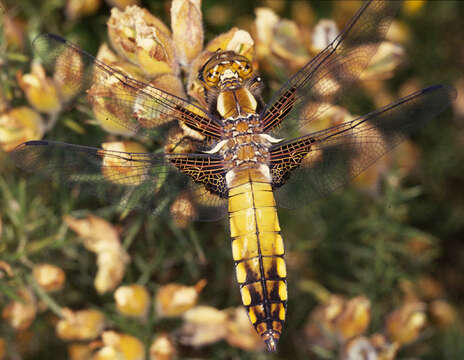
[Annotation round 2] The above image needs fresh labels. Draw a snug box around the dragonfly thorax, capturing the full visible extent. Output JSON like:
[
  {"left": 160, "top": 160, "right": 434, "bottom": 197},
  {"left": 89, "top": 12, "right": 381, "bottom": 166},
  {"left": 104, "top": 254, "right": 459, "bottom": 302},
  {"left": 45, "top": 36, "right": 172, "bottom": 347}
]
[{"left": 205, "top": 114, "right": 280, "bottom": 172}]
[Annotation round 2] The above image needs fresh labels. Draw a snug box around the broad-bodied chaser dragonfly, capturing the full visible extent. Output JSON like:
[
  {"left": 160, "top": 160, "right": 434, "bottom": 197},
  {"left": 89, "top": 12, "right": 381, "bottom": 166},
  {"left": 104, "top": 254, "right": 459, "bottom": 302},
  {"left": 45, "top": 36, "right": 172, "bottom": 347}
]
[{"left": 12, "top": 0, "right": 455, "bottom": 352}]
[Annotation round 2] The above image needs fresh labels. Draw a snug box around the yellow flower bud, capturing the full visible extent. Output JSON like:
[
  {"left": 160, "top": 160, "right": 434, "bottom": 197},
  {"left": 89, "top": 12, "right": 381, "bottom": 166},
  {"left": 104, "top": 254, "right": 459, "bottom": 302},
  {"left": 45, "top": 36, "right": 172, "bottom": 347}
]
[
  {"left": 33, "top": 263, "right": 66, "bottom": 292},
  {"left": 164, "top": 126, "right": 199, "bottom": 155},
  {"left": 179, "top": 306, "right": 228, "bottom": 346},
  {"left": 0, "top": 261, "right": 14, "bottom": 278},
  {"left": 403, "top": 0, "right": 426, "bottom": 16},
  {"left": 149, "top": 334, "right": 176, "bottom": 360},
  {"left": 170, "top": 193, "right": 197, "bottom": 229},
  {"left": 2, "top": 288, "right": 37, "bottom": 331},
  {"left": 429, "top": 300, "right": 456, "bottom": 328},
  {"left": 108, "top": 6, "right": 177, "bottom": 77},
  {"left": 254, "top": 8, "right": 279, "bottom": 58},
  {"left": 56, "top": 308, "right": 105, "bottom": 341},
  {"left": 100, "top": 141, "right": 149, "bottom": 186},
  {"left": 64, "top": 215, "right": 119, "bottom": 252},
  {"left": 206, "top": 27, "right": 254, "bottom": 61},
  {"left": 225, "top": 307, "right": 263, "bottom": 351},
  {"left": 386, "top": 21, "right": 411, "bottom": 45},
  {"left": 155, "top": 280, "right": 206, "bottom": 317},
  {"left": 417, "top": 276, "right": 444, "bottom": 300},
  {"left": 94, "top": 248, "right": 130, "bottom": 294},
  {"left": 360, "top": 42, "right": 405, "bottom": 81},
  {"left": 369, "top": 333, "right": 399, "bottom": 360},
  {"left": 385, "top": 302, "right": 427, "bottom": 346},
  {"left": 341, "top": 337, "right": 377, "bottom": 360},
  {"left": 3, "top": 15, "right": 26, "bottom": 50},
  {"left": 0, "top": 107, "right": 44, "bottom": 152},
  {"left": 333, "top": 296, "right": 371, "bottom": 341},
  {"left": 304, "top": 294, "right": 371, "bottom": 347},
  {"left": 68, "top": 343, "right": 93, "bottom": 360},
  {"left": 54, "top": 44, "right": 85, "bottom": 102},
  {"left": 311, "top": 19, "right": 339, "bottom": 53},
  {"left": 114, "top": 284, "right": 151, "bottom": 318},
  {"left": 171, "top": 0, "right": 203, "bottom": 67},
  {"left": 186, "top": 51, "right": 215, "bottom": 106},
  {"left": 133, "top": 74, "right": 186, "bottom": 129},
  {"left": 94, "top": 331, "right": 145, "bottom": 360},
  {"left": 17, "top": 63, "right": 61, "bottom": 114},
  {"left": 105, "top": 0, "right": 140, "bottom": 9},
  {"left": 64, "top": 215, "right": 130, "bottom": 293},
  {"left": 255, "top": 9, "right": 308, "bottom": 72},
  {"left": 66, "top": 0, "right": 101, "bottom": 20},
  {"left": 88, "top": 44, "right": 144, "bottom": 136}
]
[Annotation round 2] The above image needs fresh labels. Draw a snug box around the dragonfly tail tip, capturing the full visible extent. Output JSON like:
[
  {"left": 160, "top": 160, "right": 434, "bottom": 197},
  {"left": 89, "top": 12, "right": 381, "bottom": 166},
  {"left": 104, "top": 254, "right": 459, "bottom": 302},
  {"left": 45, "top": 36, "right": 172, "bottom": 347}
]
[{"left": 262, "top": 330, "right": 279, "bottom": 352}]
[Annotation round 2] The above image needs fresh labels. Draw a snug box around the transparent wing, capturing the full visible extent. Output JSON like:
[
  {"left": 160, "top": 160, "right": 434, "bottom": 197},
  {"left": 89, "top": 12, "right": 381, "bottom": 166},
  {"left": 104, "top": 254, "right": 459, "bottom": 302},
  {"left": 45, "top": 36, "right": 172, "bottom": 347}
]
[
  {"left": 11, "top": 140, "right": 227, "bottom": 221},
  {"left": 34, "top": 33, "right": 222, "bottom": 140},
  {"left": 261, "top": 0, "right": 400, "bottom": 137},
  {"left": 269, "top": 85, "right": 456, "bottom": 209}
]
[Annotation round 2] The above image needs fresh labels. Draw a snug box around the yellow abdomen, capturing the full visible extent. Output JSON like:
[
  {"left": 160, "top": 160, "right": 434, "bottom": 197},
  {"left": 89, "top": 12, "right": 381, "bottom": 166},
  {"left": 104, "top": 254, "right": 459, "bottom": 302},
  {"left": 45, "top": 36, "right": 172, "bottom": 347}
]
[{"left": 228, "top": 168, "right": 287, "bottom": 351}]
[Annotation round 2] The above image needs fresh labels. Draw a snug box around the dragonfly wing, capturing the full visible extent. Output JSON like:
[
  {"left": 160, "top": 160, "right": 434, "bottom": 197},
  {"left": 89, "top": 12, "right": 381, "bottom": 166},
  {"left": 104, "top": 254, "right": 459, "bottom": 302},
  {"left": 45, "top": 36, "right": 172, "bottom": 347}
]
[
  {"left": 33, "top": 33, "right": 222, "bottom": 140},
  {"left": 11, "top": 140, "right": 227, "bottom": 221},
  {"left": 270, "top": 85, "right": 456, "bottom": 209},
  {"left": 261, "top": 0, "right": 400, "bottom": 137}
]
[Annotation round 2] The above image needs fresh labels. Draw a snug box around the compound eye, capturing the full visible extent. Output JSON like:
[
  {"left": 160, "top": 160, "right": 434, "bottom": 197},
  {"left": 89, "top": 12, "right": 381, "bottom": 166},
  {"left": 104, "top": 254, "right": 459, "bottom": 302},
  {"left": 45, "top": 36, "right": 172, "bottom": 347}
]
[
  {"left": 207, "top": 72, "right": 216, "bottom": 81},
  {"left": 241, "top": 62, "right": 251, "bottom": 74}
]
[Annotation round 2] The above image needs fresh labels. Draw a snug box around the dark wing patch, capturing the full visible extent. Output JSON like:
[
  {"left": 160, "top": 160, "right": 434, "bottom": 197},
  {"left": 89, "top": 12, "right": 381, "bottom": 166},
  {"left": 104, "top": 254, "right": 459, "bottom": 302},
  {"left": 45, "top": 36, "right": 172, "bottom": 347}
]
[
  {"left": 269, "top": 136, "right": 315, "bottom": 188},
  {"left": 168, "top": 153, "right": 227, "bottom": 198}
]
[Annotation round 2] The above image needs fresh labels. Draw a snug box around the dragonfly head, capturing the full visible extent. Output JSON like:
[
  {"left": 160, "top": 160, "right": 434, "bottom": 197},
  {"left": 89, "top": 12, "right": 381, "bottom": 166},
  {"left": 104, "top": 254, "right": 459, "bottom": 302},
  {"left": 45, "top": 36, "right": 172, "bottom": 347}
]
[{"left": 199, "top": 50, "right": 253, "bottom": 90}]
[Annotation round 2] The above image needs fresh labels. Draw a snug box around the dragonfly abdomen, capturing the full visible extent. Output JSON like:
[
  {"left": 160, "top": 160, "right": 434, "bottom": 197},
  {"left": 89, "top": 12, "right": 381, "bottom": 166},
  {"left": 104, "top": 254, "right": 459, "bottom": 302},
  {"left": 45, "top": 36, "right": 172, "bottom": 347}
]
[{"left": 227, "top": 167, "right": 287, "bottom": 352}]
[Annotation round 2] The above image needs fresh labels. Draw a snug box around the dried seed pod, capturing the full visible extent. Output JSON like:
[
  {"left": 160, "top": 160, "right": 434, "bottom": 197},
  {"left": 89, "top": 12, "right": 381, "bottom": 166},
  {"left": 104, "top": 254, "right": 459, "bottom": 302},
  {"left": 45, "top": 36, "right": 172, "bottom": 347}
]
[
  {"left": 107, "top": 6, "right": 178, "bottom": 77},
  {"left": 170, "top": 193, "right": 197, "bottom": 228},
  {"left": 100, "top": 141, "right": 149, "bottom": 186},
  {"left": 64, "top": 215, "right": 129, "bottom": 293},
  {"left": 310, "top": 19, "right": 339, "bottom": 53},
  {"left": 0, "top": 107, "right": 44, "bottom": 152},
  {"left": 68, "top": 343, "right": 93, "bottom": 360},
  {"left": 56, "top": 308, "right": 106, "bottom": 341},
  {"left": 178, "top": 306, "right": 228, "bottom": 346},
  {"left": 385, "top": 302, "right": 427, "bottom": 346},
  {"left": 340, "top": 336, "right": 377, "bottom": 360},
  {"left": 66, "top": 0, "right": 101, "bottom": 20},
  {"left": 33, "top": 263, "right": 66, "bottom": 292},
  {"left": 205, "top": 27, "right": 254, "bottom": 61},
  {"left": 333, "top": 296, "right": 371, "bottom": 341},
  {"left": 360, "top": 42, "right": 405, "bottom": 81},
  {"left": 155, "top": 280, "right": 206, "bottom": 317},
  {"left": 171, "top": 0, "right": 204, "bottom": 67},
  {"left": 94, "top": 331, "right": 145, "bottom": 360},
  {"left": 54, "top": 43, "right": 85, "bottom": 102},
  {"left": 429, "top": 300, "right": 456, "bottom": 328},
  {"left": 149, "top": 333, "right": 176, "bottom": 360},
  {"left": 370, "top": 333, "right": 399, "bottom": 360},
  {"left": 2, "top": 288, "right": 37, "bottom": 331},
  {"left": 225, "top": 307, "right": 263, "bottom": 351}
]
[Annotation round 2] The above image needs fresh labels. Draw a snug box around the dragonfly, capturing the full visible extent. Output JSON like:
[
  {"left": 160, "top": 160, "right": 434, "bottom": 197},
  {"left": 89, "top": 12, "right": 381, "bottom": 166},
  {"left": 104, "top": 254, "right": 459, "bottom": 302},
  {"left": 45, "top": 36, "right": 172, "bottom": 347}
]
[{"left": 12, "top": 0, "right": 455, "bottom": 352}]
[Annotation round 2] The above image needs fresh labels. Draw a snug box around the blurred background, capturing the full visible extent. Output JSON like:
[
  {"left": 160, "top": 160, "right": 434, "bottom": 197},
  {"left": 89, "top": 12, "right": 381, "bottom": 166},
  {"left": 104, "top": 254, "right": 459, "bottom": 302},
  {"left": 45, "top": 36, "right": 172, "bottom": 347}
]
[{"left": 0, "top": 0, "right": 463, "bottom": 359}]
